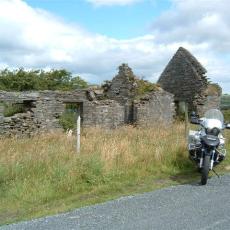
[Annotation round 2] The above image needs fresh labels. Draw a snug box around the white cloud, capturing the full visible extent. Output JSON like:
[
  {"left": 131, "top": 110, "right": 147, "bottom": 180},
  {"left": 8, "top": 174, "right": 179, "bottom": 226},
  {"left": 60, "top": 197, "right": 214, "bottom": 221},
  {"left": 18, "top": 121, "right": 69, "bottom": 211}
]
[
  {"left": 0, "top": 0, "right": 230, "bottom": 93},
  {"left": 0, "top": 0, "right": 173, "bottom": 84},
  {"left": 86, "top": 0, "right": 142, "bottom": 6},
  {"left": 150, "top": 0, "right": 230, "bottom": 93},
  {"left": 152, "top": 0, "right": 230, "bottom": 53}
]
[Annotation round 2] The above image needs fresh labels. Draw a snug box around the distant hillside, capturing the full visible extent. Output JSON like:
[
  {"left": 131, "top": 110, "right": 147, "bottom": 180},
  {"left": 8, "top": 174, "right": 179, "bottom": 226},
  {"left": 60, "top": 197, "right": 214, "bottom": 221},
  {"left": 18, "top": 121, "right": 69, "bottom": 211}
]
[{"left": 221, "top": 94, "right": 230, "bottom": 110}]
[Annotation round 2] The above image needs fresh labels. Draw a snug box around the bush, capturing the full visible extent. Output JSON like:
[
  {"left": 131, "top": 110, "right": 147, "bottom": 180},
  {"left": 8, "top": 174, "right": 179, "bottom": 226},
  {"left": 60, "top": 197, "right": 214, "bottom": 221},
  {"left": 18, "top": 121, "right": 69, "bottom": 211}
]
[
  {"left": 136, "top": 79, "right": 159, "bottom": 96},
  {"left": 3, "top": 103, "right": 25, "bottom": 117},
  {"left": 59, "top": 112, "right": 77, "bottom": 131},
  {"left": 0, "top": 68, "right": 88, "bottom": 91}
]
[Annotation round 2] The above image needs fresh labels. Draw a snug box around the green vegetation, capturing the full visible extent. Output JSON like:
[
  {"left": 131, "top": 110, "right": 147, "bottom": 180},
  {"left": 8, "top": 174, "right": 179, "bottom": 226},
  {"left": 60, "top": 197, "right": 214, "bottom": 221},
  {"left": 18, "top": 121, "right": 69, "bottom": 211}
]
[
  {"left": 136, "top": 79, "right": 159, "bottom": 96},
  {"left": 221, "top": 94, "right": 230, "bottom": 110},
  {"left": 59, "top": 104, "right": 80, "bottom": 131},
  {"left": 0, "top": 68, "right": 88, "bottom": 91},
  {"left": 206, "top": 83, "right": 222, "bottom": 96},
  {"left": 3, "top": 103, "right": 25, "bottom": 117},
  {"left": 221, "top": 94, "right": 230, "bottom": 121},
  {"left": 1, "top": 124, "right": 230, "bottom": 225},
  {"left": 59, "top": 112, "right": 77, "bottom": 131},
  {"left": 223, "top": 110, "right": 230, "bottom": 122}
]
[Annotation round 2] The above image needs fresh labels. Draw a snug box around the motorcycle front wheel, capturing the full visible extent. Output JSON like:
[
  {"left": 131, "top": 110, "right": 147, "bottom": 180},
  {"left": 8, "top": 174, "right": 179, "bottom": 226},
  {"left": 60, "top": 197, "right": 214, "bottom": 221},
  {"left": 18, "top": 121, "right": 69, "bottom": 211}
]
[{"left": 201, "top": 155, "right": 210, "bottom": 185}]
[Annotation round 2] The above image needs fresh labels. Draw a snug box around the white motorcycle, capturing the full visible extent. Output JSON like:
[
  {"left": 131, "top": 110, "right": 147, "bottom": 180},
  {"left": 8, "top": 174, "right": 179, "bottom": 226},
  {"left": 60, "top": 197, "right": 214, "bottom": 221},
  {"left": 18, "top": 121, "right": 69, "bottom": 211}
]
[{"left": 188, "top": 109, "right": 230, "bottom": 185}]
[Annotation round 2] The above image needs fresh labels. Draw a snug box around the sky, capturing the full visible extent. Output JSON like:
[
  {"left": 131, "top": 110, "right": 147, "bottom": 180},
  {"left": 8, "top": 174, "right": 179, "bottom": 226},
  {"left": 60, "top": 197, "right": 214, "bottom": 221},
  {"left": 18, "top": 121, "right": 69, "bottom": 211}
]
[{"left": 0, "top": 0, "right": 230, "bottom": 93}]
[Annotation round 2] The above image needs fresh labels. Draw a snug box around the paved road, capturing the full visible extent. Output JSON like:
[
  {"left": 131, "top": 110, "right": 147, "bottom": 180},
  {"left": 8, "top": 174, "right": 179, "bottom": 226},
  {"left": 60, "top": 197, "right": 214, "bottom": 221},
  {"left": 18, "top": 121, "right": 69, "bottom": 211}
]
[{"left": 1, "top": 175, "right": 230, "bottom": 230}]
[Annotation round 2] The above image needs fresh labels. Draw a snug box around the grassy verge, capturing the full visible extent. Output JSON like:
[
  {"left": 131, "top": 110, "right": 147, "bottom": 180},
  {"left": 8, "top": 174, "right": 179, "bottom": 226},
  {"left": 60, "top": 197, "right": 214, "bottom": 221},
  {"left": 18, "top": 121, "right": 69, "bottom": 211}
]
[{"left": 1, "top": 124, "right": 230, "bottom": 225}]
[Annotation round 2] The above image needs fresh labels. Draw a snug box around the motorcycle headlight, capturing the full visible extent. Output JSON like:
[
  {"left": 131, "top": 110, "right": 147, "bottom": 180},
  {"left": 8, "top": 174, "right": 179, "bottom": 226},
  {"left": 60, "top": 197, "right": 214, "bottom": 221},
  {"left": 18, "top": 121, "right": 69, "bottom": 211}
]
[{"left": 206, "top": 127, "right": 220, "bottom": 136}]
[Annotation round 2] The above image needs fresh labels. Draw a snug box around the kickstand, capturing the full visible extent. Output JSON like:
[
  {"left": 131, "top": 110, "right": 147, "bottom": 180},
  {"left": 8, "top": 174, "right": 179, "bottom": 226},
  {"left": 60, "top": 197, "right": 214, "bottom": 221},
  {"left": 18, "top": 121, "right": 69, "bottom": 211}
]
[{"left": 212, "top": 169, "right": 220, "bottom": 178}]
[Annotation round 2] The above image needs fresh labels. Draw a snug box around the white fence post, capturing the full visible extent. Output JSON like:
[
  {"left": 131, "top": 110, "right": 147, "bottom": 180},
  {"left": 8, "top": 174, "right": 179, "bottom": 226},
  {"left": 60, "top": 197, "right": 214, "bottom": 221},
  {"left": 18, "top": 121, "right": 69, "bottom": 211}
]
[{"left": 77, "top": 114, "right": 81, "bottom": 154}]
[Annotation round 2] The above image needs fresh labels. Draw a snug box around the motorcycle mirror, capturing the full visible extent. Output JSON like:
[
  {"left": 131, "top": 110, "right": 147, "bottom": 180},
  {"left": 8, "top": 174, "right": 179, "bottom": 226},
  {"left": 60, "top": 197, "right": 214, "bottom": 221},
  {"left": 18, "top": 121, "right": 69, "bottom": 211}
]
[
  {"left": 191, "top": 111, "right": 196, "bottom": 115},
  {"left": 191, "top": 111, "right": 198, "bottom": 117},
  {"left": 190, "top": 111, "right": 200, "bottom": 124},
  {"left": 190, "top": 117, "right": 200, "bottom": 125}
]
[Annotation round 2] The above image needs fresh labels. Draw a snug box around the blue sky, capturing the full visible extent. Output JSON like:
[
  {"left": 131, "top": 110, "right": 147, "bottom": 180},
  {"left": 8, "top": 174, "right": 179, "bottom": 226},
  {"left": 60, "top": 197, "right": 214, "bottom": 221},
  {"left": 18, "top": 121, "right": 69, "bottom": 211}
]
[
  {"left": 0, "top": 0, "right": 230, "bottom": 93},
  {"left": 25, "top": 0, "right": 171, "bottom": 39}
]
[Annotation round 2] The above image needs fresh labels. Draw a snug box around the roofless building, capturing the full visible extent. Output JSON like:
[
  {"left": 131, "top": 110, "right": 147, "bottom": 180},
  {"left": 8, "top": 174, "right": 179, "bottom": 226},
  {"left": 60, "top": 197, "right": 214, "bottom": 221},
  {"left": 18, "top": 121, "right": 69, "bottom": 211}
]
[{"left": 158, "top": 47, "right": 221, "bottom": 115}]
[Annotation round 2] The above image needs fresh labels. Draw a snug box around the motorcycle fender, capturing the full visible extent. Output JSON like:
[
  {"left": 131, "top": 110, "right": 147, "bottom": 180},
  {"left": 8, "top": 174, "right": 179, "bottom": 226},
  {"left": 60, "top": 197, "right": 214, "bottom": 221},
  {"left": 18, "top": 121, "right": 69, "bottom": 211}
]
[{"left": 205, "top": 152, "right": 212, "bottom": 156}]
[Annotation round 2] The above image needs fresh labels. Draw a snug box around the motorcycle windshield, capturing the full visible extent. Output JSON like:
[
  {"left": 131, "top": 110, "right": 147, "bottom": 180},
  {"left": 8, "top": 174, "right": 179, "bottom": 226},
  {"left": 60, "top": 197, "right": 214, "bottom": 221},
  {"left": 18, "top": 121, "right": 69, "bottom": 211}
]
[{"left": 204, "top": 109, "right": 224, "bottom": 125}]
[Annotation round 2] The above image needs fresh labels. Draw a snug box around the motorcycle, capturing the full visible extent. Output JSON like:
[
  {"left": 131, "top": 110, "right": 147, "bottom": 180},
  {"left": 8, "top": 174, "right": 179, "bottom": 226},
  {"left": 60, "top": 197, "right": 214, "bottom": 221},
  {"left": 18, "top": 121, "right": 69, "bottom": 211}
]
[{"left": 188, "top": 109, "right": 230, "bottom": 185}]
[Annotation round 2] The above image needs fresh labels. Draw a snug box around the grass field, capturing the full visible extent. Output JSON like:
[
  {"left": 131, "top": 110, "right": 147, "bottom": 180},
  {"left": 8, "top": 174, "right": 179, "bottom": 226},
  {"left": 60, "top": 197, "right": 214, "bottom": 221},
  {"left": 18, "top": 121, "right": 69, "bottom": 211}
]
[
  {"left": 221, "top": 94, "right": 230, "bottom": 110},
  {"left": 1, "top": 123, "right": 230, "bottom": 225},
  {"left": 221, "top": 94, "right": 230, "bottom": 121}
]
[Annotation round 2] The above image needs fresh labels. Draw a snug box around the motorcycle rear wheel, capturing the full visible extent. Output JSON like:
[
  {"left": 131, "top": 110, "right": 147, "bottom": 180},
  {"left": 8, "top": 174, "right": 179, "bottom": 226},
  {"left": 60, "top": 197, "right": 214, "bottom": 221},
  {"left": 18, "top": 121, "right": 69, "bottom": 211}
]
[{"left": 201, "top": 155, "right": 210, "bottom": 185}]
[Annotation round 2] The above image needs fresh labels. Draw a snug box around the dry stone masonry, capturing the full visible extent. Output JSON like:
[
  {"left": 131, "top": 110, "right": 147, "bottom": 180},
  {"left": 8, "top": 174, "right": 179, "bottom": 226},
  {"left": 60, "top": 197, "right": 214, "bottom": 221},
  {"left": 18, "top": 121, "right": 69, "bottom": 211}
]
[
  {"left": 103, "top": 64, "right": 138, "bottom": 123},
  {"left": 0, "top": 47, "right": 222, "bottom": 136},
  {"left": 0, "top": 64, "right": 175, "bottom": 136},
  {"left": 158, "top": 47, "right": 221, "bottom": 115},
  {"left": 133, "top": 89, "right": 175, "bottom": 126},
  {"left": 82, "top": 100, "right": 125, "bottom": 129}
]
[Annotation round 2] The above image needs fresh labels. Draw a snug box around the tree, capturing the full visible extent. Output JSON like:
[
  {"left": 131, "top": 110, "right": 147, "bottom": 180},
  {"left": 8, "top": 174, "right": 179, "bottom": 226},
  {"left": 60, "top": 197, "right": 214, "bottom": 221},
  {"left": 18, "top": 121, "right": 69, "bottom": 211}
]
[
  {"left": 70, "top": 76, "right": 88, "bottom": 89},
  {"left": 0, "top": 68, "right": 88, "bottom": 91}
]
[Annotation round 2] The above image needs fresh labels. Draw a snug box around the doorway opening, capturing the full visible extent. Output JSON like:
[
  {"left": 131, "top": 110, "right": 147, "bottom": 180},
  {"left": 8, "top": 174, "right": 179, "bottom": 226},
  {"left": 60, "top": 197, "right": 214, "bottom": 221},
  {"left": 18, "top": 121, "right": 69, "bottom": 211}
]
[{"left": 59, "top": 102, "right": 83, "bottom": 131}]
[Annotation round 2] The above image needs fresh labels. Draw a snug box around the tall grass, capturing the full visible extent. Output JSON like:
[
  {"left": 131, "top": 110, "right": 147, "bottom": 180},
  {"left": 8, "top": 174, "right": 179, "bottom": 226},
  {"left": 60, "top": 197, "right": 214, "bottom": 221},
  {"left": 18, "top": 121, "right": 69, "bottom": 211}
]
[{"left": 1, "top": 123, "right": 224, "bottom": 224}]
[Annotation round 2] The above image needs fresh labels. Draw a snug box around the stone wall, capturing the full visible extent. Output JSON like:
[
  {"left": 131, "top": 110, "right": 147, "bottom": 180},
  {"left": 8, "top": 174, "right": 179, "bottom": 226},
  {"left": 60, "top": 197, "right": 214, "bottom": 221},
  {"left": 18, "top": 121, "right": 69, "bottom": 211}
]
[
  {"left": 0, "top": 111, "right": 40, "bottom": 136},
  {"left": 157, "top": 47, "right": 221, "bottom": 115},
  {"left": 103, "top": 64, "right": 138, "bottom": 123},
  {"left": 0, "top": 90, "right": 90, "bottom": 136},
  {"left": 0, "top": 90, "right": 127, "bottom": 136},
  {"left": 104, "top": 64, "right": 138, "bottom": 104},
  {"left": 158, "top": 47, "right": 208, "bottom": 104},
  {"left": 83, "top": 100, "right": 125, "bottom": 129},
  {"left": 103, "top": 64, "right": 176, "bottom": 125},
  {"left": 0, "top": 64, "right": 177, "bottom": 136},
  {"left": 133, "top": 89, "right": 175, "bottom": 126}
]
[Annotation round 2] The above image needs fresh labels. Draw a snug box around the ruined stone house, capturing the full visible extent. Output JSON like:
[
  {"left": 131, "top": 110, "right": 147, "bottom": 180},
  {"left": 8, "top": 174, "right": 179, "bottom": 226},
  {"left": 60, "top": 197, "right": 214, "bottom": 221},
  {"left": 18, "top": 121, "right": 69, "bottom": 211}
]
[
  {"left": 0, "top": 47, "right": 222, "bottom": 136},
  {"left": 103, "top": 64, "right": 175, "bottom": 126},
  {"left": 157, "top": 47, "right": 221, "bottom": 115},
  {"left": 0, "top": 64, "right": 175, "bottom": 136}
]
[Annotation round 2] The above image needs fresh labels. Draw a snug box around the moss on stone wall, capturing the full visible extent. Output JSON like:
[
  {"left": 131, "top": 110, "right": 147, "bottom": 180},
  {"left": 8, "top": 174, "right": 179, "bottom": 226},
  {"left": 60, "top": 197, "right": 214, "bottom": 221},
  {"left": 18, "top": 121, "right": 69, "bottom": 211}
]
[
  {"left": 135, "top": 79, "right": 159, "bottom": 96},
  {"left": 206, "top": 83, "right": 222, "bottom": 96}
]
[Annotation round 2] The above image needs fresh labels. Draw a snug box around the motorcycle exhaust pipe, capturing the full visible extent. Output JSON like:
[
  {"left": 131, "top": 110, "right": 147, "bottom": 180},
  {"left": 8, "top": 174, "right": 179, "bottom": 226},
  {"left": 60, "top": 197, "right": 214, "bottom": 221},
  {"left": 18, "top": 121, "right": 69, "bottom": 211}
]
[
  {"left": 199, "top": 157, "right": 203, "bottom": 168},
  {"left": 199, "top": 149, "right": 204, "bottom": 168},
  {"left": 210, "top": 150, "right": 215, "bottom": 170},
  {"left": 210, "top": 159, "right": 214, "bottom": 170}
]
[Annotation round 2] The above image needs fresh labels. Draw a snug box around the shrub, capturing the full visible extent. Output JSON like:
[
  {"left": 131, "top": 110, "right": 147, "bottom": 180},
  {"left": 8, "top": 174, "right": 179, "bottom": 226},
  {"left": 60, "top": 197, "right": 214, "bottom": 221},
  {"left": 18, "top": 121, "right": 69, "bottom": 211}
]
[
  {"left": 0, "top": 68, "right": 88, "bottom": 91},
  {"left": 59, "top": 104, "right": 81, "bottom": 131},
  {"left": 136, "top": 79, "right": 159, "bottom": 96},
  {"left": 3, "top": 103, "right": 25, "bottom": 117},
  {"left": 59, "top": 112, "right": 77, "bottom": 131}
]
